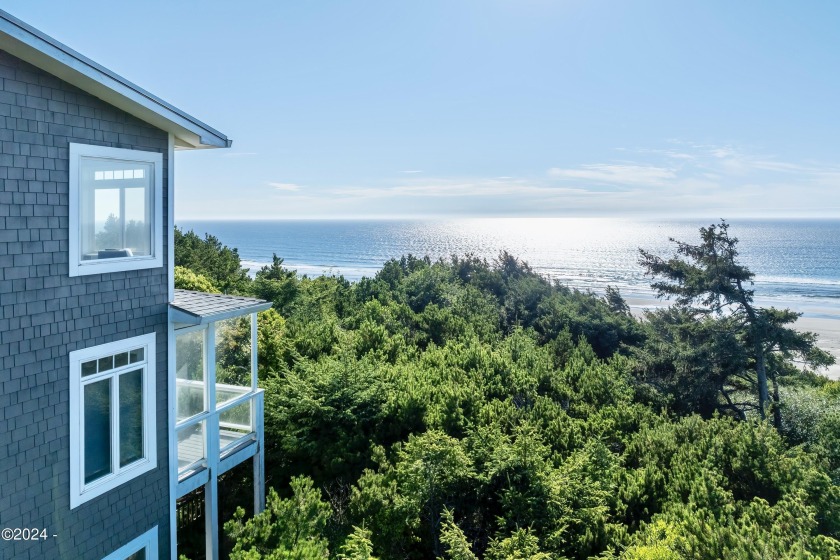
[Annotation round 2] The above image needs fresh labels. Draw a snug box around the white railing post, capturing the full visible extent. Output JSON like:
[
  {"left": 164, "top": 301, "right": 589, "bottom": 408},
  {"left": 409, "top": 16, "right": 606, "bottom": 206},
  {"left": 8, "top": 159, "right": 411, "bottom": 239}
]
[
  {"left": 205, "top": 322, "right": 219, "bottom": 560},
  {"left": 253, "top": 390, "right": 265, "bottom": 514},
  {"left": 168, "top": 312, "right": 177, "bottom": 560},
  {"left": 251, "top": 312, "right": 258, "bottom": 391},
  {"left": 205, "top": 414, "right": 220, "bottom": 560}
]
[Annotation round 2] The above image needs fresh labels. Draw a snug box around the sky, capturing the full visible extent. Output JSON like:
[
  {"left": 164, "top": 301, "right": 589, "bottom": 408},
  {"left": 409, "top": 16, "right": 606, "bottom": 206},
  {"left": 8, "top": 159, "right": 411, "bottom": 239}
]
[{"left": 5, "top": 0, "right": 840, "bottom": 219}]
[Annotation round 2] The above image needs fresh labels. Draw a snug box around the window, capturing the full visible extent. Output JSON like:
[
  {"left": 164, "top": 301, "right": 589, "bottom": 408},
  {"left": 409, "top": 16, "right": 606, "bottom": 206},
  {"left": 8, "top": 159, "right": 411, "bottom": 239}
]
[
  {"left": 70, "top": 333, "right": 157, "bottom": 508},
  {"left": 102, "top": 526, "right": 158, "bottom": 560},
  {"left": 69, "top": 143, "right": 163, "bottom": 276}
]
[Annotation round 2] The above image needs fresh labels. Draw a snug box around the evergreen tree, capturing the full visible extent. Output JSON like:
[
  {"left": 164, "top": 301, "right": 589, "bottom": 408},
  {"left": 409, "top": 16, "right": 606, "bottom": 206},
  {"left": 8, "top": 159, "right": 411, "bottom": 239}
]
[{"left": 639, "top": 221, "right": 834, "bottom": 423}]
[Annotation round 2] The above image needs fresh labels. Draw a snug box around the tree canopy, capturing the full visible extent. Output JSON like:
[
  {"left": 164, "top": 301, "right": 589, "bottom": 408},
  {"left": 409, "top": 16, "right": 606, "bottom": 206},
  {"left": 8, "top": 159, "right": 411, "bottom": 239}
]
[{"left": 175, "top": 223, "right": 840, "bottom": 560}]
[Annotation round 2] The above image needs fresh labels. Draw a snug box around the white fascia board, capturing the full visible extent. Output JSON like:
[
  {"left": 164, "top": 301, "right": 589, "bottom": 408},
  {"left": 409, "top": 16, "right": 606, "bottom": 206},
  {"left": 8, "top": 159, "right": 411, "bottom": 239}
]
[
  {"left": 169, "top": 302, "right": 273, "bottom": 326},
  {"left": 0, "top": 9, "right": 231, "bottom": 150}
]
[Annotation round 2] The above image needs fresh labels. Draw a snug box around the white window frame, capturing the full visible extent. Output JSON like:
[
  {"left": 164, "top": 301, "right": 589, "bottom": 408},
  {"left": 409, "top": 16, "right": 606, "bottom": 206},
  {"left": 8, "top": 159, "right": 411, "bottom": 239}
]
[
  {"left": 102, "top": 526, "right": 158, "bottom": 560},
  {"left": 68, "top": 143, "right": 164, "bottom": 276},
  {"left": 69, "top": 333, "right": 158, "bottom": 509}
]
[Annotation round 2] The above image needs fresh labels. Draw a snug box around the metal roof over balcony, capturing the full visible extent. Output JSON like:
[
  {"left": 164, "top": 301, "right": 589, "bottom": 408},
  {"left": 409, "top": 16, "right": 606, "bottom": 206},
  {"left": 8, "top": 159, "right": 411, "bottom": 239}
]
[{"left": 170, "top": 289, "right": 272, "bottom": 325}]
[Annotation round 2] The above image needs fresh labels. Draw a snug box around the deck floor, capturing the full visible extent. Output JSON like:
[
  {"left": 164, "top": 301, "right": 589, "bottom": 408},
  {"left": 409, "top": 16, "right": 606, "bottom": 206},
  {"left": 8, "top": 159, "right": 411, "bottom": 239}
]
[{"left": 178, "top": 428, "right": 250, "bottom": 470}]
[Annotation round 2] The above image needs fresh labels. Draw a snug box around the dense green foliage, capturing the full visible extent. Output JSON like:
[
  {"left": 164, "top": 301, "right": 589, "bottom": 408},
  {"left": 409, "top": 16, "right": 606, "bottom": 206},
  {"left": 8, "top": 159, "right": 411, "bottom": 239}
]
[
  {"left": 175, "top": 227, "right": 251, "bottom": 293},
  {"left": 176, "top": 226, "right": 840, "bottom": 559},
  {"left": 174, "top": 265, "right": 221, "bottom": 293}
]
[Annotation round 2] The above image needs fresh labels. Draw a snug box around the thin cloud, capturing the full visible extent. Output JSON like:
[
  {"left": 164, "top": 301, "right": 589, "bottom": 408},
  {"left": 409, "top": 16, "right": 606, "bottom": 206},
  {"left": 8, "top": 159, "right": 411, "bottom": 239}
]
[
  {"left": 328, "top": 178, "right": 597, "bottom": 201},
  {"left": 190, "top": 141, "right": 840, "bottom": 218},
  {"left": 401, "top": 170, "right": 423, "bottom": 174},
  {"left": 268, "top": 182, "right": 302, "bottom": 191},
  {"left": 548, "top": 164, "right": 676, "bottom": 186}
]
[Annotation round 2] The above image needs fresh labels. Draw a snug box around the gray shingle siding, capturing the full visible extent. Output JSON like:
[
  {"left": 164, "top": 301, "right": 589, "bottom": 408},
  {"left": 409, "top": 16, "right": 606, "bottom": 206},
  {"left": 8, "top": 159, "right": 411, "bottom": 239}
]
[{"left": 0, "top": 50, "right": 171, "bottom": 560}]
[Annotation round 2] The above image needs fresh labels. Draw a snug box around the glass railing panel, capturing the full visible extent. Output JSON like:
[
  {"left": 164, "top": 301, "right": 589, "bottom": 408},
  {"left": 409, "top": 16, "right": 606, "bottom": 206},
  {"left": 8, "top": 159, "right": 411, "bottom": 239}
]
[
  {"left": 177, "top": 420, "right": 205, "bottom": 473},
  {"left": 219, "top": 398, "right": 253, "bottom": 452},
  {"left": 214, "top": 316, "right": 251, "bottom": 405},
  {"left": 176, "top": 329, "right": 206, "bottom": 422}
]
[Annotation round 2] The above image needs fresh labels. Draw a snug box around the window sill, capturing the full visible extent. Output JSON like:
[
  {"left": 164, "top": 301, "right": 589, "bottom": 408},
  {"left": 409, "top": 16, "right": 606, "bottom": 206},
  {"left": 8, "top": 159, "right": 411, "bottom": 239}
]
[
  {"left": 69, "top": 254, "right": 163, "bottom": 277},
  {"left": 70, "top": 456, "right": 157, "bottom": 509}
]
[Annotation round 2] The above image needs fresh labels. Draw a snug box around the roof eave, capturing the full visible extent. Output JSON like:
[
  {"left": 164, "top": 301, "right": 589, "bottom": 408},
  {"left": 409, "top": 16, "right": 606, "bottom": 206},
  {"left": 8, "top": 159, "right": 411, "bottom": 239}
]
[
  {"left": 169, "top": 302, "right": 273, "bottom": 326},
  {"left": 0, "top": 9, "right": 231, "bottom": 150}
]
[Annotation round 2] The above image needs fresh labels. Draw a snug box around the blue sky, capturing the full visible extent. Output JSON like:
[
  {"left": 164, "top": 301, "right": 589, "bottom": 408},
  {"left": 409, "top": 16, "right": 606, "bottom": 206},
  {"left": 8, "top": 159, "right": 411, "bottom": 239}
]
[{"left": 6, "top": 1, "right": 840, "bottom": 219}]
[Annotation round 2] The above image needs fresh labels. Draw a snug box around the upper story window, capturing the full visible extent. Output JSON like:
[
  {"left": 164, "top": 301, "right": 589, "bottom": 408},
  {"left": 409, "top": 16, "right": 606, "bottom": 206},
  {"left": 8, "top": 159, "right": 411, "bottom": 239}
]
[
  {"left": 69, "top": 143, "right": 163, "bottom": 276},
  {"left": 69, "top": 333, "right": 157, "bottom": 508}
]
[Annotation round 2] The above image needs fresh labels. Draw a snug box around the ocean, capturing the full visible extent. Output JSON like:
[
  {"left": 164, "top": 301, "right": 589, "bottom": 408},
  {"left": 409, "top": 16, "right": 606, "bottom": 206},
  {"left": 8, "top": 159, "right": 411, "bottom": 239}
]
[{"left": 178, "top": 218, "right": 840, "bottom": 319}]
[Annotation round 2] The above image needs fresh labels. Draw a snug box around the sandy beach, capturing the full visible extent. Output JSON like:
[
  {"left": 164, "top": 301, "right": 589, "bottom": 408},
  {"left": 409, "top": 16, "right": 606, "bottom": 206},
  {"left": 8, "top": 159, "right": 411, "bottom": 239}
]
[
  {"left": 626, "top": 297, "right": 840, "bottom": 381},
  {"left": 797, "top": 316, "right": 840, "bottom": 380}
]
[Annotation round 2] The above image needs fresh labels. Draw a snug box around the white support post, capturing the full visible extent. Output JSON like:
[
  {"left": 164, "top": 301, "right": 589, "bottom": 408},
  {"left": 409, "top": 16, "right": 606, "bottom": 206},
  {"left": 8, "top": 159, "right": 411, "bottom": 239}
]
[
  {"left": 254, "top": 390, "right": 265, "bottom": 514},
  {"left": 168, "top": 313, "right": 178, "bottom": 560},
  {"left": 205, "top": 322, "right": 220, "bottom": 560},
  {"left": 167, "top": 133, "right": 175, "bottom": 303},
  {"left": 251, "top": 312, "right": 258, "bottom": 391},
  {"left": 204, "top": 454, "right": 219, "bottom": 560},
  {"left": 251, "top": 312, "right": 265, "bottom": 514},
  {"left": 167, "top": 132, "right": 176, "bottom": 559}
]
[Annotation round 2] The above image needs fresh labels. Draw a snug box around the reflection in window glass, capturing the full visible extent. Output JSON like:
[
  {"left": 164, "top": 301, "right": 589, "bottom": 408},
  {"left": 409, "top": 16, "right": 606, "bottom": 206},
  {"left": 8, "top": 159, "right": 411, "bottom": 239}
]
[
  {"left": 176, "top": 330, "right": 205, "bottom": 422},
  {"left": 79, "top": 156, "right": 153, "bottom": 261},
  {"left": 84, "top": 379, "right": 112, "bottom": 483},
  {"left": 130, "top": 348, "right": 144, "bottom": 363},
  {"left": 115, "top": 352, "right": 129, "bottom": 368},
  {"left": 98, "top": 356, "right": 113, "bottom": 372},
  {"left": 119, "top": 369, "right": 144, "bottom": 467},
  {"left": 81, "top": 360, "right": 97, "bottom": 377},
  {"left": 215, "top": 316, "right": 251, "bottom": 405},
  {"left": 93, "top": 189, "right": 120, "bottom": 252},
  {"left": 125, "top": 549, "right": 146, "bottom": 560},
  {"left": 124, "top": 187, "right": 149, "bottom": 256}
]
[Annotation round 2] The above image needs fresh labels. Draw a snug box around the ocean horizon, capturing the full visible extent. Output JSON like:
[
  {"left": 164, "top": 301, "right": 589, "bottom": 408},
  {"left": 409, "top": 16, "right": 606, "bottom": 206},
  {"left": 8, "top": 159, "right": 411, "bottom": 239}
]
[{"left": 179, "top": 217, "right": 840, "bottom": 315}]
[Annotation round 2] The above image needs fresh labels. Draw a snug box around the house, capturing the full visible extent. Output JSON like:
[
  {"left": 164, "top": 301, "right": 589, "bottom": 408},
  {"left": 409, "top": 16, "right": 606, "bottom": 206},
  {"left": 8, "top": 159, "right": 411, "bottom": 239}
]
[{"left": 0, "top": 9, "right": 269, "bottom": 560}]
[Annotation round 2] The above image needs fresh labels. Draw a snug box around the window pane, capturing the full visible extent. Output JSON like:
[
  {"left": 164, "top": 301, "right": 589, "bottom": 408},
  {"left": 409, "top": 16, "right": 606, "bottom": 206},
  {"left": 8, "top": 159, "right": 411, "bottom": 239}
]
[
  {"left": 129, "top": 348, "right": 144, "bottom": 363},
  {"left": 177, "top": 421, "right": 205, "bottom": 473},
  {"left": 125, "top": 549, "right": 146, "bottom": 560},
  {"left": 98, "top": 356, "right": 113, "bottom": 373},
  {"left": 215, "top": 317, "right": 252, "bottom": 406},
  {"left": 81, "top": 360, "right": 97, "bottom": 377},
  {"left": 93, "top": 189, "right": 121, "bottom": 254},
  {"left": 124, "top": 187, "right": 150, "bottom": 256},
  {"left": 79, "top": 156, "right": 153, "bottom": 262},
  {"left": 114, "top": 352, "right": 129, "bottom": 368},
  {"left": 219, "top": 399, "right": 252, "bottom": 451},
  {"left": 119, "top": 369, "right": 144, "bottom": 467},
  {"left": 84, "top": 379, "right": 112, "bottom": 483},
  {"left": 176, "top": 330, "right": 205, "bottom": 422}
]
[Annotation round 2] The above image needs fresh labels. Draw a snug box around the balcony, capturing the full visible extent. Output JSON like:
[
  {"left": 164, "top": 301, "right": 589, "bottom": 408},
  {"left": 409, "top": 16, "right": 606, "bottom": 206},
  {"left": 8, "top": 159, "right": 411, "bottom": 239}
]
[{"left": 169, "top": 290, "right": 272, "bottom": 560}]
